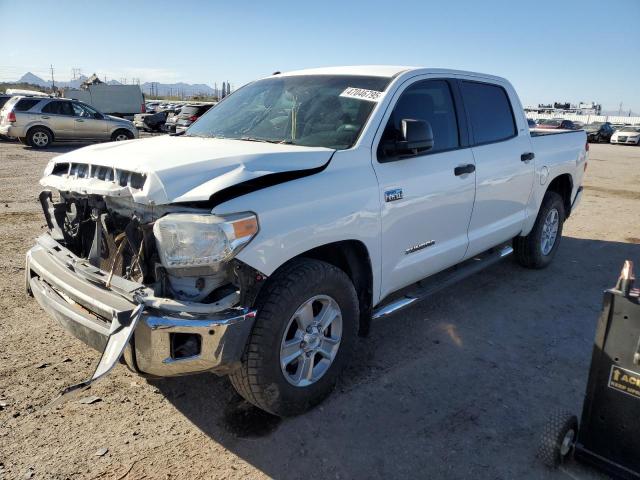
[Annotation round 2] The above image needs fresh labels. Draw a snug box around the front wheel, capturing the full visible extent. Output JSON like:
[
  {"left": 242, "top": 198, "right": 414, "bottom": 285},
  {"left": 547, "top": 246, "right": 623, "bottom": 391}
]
[
  {"left": 229, "top": 258, "right": 359, "bottom": 417},
  {"left": 514, "top": 191, "right": 565, "bottom": 269},
  {"left": 111, "top": 129, "right": 134, "bottom": 142}
]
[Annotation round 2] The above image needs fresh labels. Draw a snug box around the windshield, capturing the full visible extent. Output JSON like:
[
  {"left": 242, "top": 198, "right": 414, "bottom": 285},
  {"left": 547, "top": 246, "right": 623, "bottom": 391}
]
[
  {"left": 186, "top": 75, "right": 391, "bottom": 149},
  {"left": 539, "top": 119, "right": 561, "bottom": 126},
  {"left": 585, "top": 123, "right": 603, "bottom": 130},
  {"left": 620, "top": 127, "right": 640, "bottom": 133}
]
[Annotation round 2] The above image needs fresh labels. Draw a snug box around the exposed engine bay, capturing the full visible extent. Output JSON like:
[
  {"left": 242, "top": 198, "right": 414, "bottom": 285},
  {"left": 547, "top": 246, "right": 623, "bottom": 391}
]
[{"left": 38, "top": 189, "right": 263, "bottom": 308}]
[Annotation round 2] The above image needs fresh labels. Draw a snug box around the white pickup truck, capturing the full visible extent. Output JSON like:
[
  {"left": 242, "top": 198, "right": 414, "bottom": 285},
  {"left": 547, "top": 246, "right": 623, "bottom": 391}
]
[{"left": 26, "top": 66, "right": 587, "bottom": 416}]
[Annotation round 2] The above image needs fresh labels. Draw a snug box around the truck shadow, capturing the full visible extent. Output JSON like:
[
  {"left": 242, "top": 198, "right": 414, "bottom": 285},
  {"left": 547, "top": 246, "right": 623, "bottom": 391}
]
[{"left": 151, "top": 236, "right": 637, "bottom": 479}]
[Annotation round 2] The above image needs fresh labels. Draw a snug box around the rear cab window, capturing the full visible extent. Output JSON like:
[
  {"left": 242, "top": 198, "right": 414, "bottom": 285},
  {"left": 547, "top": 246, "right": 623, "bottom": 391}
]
[{"left": 460, "top": 81, "right": 516, "bottom": 145}]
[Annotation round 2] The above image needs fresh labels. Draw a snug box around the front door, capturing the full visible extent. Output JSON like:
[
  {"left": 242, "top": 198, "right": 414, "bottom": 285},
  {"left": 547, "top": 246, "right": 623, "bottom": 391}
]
[
  {"left": 372, "top": 78, "right": 476, "bottom": 300},
  {"left": 71, "top": 102, "right": 108, "bottom": 140}
]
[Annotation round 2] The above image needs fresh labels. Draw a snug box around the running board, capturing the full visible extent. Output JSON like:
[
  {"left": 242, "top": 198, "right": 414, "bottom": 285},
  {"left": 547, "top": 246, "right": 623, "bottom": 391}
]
[{"left": 372, "top": 244, "right": 513, "bottom": 320}]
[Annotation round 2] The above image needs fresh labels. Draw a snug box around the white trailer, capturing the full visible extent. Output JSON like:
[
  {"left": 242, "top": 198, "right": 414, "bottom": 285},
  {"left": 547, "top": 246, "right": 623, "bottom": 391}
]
[{"left": 63, "top": 84, "right": 145, "bottom": 119}]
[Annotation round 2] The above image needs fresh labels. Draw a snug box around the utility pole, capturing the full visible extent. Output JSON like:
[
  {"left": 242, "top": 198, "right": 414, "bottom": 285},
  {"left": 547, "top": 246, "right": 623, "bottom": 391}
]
[
  {"left": 50, "top": 64, "right": 55, "bottom": 90},
  {"left": 618, "top": 102, "right": 623, "bottom": 116}
]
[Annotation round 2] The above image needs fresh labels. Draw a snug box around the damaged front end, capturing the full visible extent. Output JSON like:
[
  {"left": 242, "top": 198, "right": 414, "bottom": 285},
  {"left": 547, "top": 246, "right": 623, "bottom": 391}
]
[{"left": 26, "top": 167, "right": 266, "bottom": 393}]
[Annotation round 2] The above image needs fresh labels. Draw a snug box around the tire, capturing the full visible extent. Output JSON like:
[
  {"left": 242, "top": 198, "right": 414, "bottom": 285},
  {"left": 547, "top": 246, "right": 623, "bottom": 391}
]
[
  {"left": 514, "top": 191, "right": 565, "bottom": 269},
  {"left": 229, "top": 258, "right": 359, "bottom": 417},
  {"left": 27, "top": 127, "right": 52, "bottom": 149},
  {"left": 111, "top": 129, "right": 134, "bottom": 142},
  {"left": 538, "top": 411, "right": 578, "bottom": 468}
]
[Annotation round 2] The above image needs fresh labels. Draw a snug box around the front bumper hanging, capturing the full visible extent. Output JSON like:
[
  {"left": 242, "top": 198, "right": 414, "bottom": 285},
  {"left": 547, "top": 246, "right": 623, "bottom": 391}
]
[{"left": 26, "top": 234, "right": 256, "bottom": 386}]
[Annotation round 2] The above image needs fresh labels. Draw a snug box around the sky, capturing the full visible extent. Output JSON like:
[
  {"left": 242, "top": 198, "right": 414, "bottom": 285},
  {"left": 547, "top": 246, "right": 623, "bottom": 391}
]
[{"left": 1, "top": 0, "right": 639, "bottom": 112}]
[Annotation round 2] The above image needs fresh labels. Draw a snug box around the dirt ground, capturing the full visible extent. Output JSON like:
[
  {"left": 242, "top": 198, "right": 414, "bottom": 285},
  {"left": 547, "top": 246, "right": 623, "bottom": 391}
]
[{"left": 0, "top": 138, "right": 638, "bottom": 480}]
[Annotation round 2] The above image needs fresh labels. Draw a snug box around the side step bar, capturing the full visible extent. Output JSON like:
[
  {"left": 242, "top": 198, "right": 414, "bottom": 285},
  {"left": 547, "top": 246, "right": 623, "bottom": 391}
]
[{"left": 372, "top": 244, "right": 514, "bottom": 320}]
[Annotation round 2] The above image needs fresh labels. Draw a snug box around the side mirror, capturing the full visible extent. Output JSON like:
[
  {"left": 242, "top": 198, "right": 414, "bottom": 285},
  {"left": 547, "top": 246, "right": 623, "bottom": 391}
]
[
  {"left": 397, "top": 119, "right": 434, "bottom": 153},
  {"left": 380, "top": 119, "right": 434, "bottom": 160}
]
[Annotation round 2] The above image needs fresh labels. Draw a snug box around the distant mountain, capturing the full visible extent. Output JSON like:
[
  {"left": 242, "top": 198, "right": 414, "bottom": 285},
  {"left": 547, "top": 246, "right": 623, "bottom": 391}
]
[
  {"left": 18, "top": 72, "right": 49, "bottom": 87},
  {"left": 140, "top": 81, "right": 215, "bottom": 97},
  {"left": 17, "top": 71, "right": 89, "bottom": 89},
  {"left": 13, "top": 72, "right": 215, "bottom": 97}
]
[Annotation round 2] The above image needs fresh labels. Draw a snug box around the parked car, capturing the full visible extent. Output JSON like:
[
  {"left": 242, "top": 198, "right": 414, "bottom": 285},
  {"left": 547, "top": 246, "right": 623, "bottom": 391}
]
[
  {"left": 26, "top": 66, "right": 587, "bottom": 416},
  {"left": 536, "top": 118, "right": 578, "bottom": 130},
  {"left": 527, "top": 118, "right": 537, "bottom": 128},
  {"left": 133, "top": 111, "right": 168, "bottom": 132},
  {"left": 174, "top": 104, "right": 214, "bottom": 133},
  {"left": 163, "top": 112, "right": 179, "bottom": 133},
  {"left": 583, "top": 122, "right": 615, "bottom": 143},
  {"left": 0, "top": 96, "right": 138, "bottom": 148},
  {"left": 610, "top": 126, "right": 640, "bottom": 145},
  {"left": 0, "top": 94, "right": 12, "bottom": 110}
]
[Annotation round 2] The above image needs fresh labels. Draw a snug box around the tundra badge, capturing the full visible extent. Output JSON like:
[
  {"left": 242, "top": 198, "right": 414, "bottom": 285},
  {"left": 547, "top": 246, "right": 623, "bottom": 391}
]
[{"left": 384, "top": 188, "right": 403, "bottom": 202}]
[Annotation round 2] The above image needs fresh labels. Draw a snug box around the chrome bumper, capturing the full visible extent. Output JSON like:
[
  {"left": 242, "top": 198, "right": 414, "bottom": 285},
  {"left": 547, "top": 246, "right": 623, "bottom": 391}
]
[{"left": 26, "top": 235, "right": 256, "bottom": 377}]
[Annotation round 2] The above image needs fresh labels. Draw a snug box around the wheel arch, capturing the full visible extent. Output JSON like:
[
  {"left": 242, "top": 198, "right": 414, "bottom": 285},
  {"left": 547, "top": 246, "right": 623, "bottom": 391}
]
[
  {"left": 111, "top": 127, "right": 134, "bottom": 140},
  {"left": 265, "top": 240, "right": 374, "bottom": 336},
  {"left": 546, "top": 173, "right": 573, "bottom": 217},
  {"left": 26, "top": 124, "right": 55, "bottom": 142}
]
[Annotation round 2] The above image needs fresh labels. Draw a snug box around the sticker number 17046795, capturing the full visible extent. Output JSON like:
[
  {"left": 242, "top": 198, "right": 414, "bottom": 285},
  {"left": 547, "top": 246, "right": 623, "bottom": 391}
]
[{"left": 339, "top": 87, "right": 384, "bottom": 102}]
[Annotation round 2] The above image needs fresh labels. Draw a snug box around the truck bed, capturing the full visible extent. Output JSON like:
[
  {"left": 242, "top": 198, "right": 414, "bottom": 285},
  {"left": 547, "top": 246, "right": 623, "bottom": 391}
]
[{"left": 530, "top": 128, "right": 584, "bottom": 137}]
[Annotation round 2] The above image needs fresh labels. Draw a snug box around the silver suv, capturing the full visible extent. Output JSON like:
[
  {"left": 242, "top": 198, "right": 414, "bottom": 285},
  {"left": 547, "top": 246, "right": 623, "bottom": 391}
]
[{"left": 0, "top": 96, "right": 138, "bottom": 148}]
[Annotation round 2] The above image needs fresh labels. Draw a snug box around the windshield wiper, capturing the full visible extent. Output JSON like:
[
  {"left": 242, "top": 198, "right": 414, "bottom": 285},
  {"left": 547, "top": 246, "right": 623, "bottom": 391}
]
[{"left": 239, "top": 137, "right": 295, "bottom": 145}]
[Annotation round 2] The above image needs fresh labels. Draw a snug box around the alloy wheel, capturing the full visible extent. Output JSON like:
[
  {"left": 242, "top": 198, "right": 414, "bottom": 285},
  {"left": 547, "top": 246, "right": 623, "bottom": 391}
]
[{"left": 280, "top": 295, "right": 342, "bottom": 387}]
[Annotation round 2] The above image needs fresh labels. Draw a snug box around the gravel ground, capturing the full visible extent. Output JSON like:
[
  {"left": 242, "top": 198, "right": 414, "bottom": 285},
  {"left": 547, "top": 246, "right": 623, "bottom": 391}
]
[{"left": 0, "top": 138, "right": 638, "bottom": 479}]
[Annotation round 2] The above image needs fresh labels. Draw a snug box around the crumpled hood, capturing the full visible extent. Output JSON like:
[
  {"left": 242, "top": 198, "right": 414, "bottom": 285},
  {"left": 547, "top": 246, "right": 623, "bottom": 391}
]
[{"left": 40, "top": 135, "right": 334, "bottom": 205}]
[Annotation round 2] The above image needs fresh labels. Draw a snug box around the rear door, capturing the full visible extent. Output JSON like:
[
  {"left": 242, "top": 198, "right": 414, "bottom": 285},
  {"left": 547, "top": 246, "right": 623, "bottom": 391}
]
[
  {"left": 40, "top": 100, "right": 76, "bottom": 139},
  {"left": 372, "top": 77, "right": 477, "bottom": 299},
  {"left": 459, "top": 80, "right": 535, "bottom": 258}
]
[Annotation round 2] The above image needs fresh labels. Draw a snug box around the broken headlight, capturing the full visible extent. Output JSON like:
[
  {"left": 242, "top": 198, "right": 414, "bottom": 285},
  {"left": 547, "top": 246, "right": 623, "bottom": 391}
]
[{"left": 153, "top": 213, "right": 258, "bottom": 269}]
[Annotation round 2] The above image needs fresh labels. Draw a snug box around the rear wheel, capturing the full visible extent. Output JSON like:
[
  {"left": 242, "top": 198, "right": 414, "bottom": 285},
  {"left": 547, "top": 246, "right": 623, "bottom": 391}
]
[
  {"left": 27, "top": 127, "right": 52, "bottom": 148},
  {"left": 229, "top": 258, "right": 359, "bottom": 417},
  {"left": 514, "top": 191, "right": 565, "bottom": 269},
  {"left": 111, "top": 129, "right": 134, "bottom": 142}
]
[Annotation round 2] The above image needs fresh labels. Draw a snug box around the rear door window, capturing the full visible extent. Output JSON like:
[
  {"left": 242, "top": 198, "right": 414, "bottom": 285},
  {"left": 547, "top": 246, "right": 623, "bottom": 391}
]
[
  {"left": 42, "top": 101, "right": 74, "bottom": 116},
  {"left": 460, "top": 81, "right": 516, "bottom": 145},
  {"left": 14, "top": 98, "right": 42, "bottom": 112}
]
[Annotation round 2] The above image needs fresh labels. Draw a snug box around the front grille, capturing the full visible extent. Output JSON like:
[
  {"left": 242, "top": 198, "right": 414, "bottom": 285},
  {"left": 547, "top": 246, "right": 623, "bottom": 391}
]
[{"left": 51, "top": 162, "right": 146, "bottom": 190}]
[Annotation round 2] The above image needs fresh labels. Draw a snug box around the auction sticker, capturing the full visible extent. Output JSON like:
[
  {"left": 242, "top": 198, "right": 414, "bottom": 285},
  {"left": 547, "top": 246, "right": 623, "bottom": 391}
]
[
  {"left": 609, "top": 365, "right": 640, "bottom": 400},
  {"left": 340, "top": 87, "right": 383, "bottom": 102}
]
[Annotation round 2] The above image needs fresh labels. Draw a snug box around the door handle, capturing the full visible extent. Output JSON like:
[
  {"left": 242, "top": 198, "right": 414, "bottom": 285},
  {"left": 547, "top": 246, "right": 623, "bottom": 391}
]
[
  {"left": 75, "top": 119, "right": 84, "bottom": 122},
  {"left": 454, "top": 164, "right": 476, "bottom": 176},
  {"left": 41, "top": 116, "right": 50, "bottom": 119},
  {"left": 521, "top": 152, "right": 535, "bottom": 162}
]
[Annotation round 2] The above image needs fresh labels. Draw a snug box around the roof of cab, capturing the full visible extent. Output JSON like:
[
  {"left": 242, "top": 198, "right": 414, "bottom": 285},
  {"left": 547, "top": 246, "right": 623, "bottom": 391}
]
[{"left": 275, "top": 65, "right": 508, "bottom": 83}]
